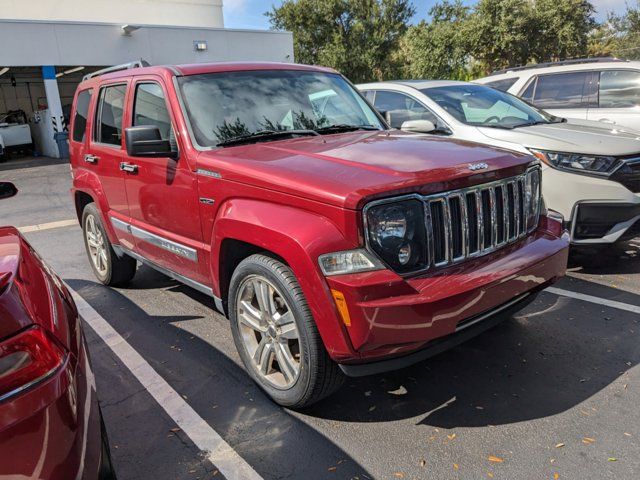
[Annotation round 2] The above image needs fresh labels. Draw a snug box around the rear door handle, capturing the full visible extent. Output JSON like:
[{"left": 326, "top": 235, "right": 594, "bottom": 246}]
[
  {"left": 84, "top": 154, "right": 99, "bottom": 164},
  {"left": 120, "top": 162, "right": 138, "bottom": 174}
]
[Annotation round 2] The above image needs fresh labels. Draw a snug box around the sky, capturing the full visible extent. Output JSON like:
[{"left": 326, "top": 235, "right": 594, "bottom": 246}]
[{"left": 223, "top": 0, "right": 631, "bottom": 30}]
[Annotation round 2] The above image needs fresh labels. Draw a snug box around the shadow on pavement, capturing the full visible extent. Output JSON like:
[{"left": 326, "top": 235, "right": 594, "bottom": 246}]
[
  {"left": 304, "top": 287, "right": 638, "bottom": 428},
  {"left": 569, "top": 239, "right": 640, "bottom": 275},
  {"left": 0, "top": 156, "right": 68, "bottom": 172},
  {"left": 67, "top": 272, "right": 374, "bottom": 480}
]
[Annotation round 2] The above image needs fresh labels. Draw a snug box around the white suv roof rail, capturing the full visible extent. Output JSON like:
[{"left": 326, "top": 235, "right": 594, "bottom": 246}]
[
  {"left": 82, "top": 60, "right": 150, "bottom": 81},
  {"left": 489, "top": 57, "right": 628, "bottom": 76}
]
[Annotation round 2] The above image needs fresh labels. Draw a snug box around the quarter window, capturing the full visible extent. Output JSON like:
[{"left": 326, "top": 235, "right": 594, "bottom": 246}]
[
  {"left": 133, "top": 83, "right": 172, "bottom": 139},
  {"left": 484, "top": 77, "right": 519, "bottom": 92},
  {"left": 599, "top": 70, "right": 640, "bottom": 108},
  {"left": 72, "top": 89, "right": 92, "bottom": 143},
  {"left": 528, "top": 72, "right": 595, "bottom": 109},
  {"left": 95, "top": 84, "right": 127, "bottom": 146}
]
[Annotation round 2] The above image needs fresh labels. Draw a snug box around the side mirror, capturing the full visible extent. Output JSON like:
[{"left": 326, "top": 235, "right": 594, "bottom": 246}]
[
  {"left": 125, "top": 125, "right": 177, "bottom": 159},
  {"left": 0, "top": 182, "right": 18, "bottom": 200},
  {"left": 401, "top": 119, "right": 437, "bottom": 134}
]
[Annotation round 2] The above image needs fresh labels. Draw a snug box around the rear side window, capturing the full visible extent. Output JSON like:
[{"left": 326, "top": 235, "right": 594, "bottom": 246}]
[
  {"left": 72, "top": 89, "right": 92, "bottom": 142},
  {"left": 528, "top": 72, "right": 595, "bottom": 109},
  {"left": 599, "top": 70, "right": 640, "bottom": 108},
  {"left": 484, "top": 77, "right": 519, "bottom": 92},
  {"left": 95, "top": 84, "right": 127, "bottom": 146},
  {"left": 133, "top": 83, "right": 172, "bottom": 139}
]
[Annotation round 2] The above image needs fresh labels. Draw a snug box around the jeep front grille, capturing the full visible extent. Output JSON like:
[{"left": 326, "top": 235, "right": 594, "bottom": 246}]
[
  {"left": 425, "top": 168, "right": 540, "bottom": 268},
  {"left": 364, "top": 166, "right": 542, "bottom": 274}
]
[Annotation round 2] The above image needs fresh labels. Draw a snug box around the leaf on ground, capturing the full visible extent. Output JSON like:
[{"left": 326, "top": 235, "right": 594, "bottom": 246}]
[
  {"left": 608, "top": 457, "right": 617, "bottom": 462},
  {"left": 582, "top": 437, "right": 596, "bottom": 445},
  {"left": 419, "top": 459, "right": 426, "bottom": 467},
  {"left": 368, "top": 406, "right": 376, "bottom": 412},
  {"left": 447, "top": 434, "right": 456, "bottom": 440},
  {"left": 624, "top": 432, "right": 632, "bottom": 437},
  {"left": 553, "top": 473, "right": 559, "bottom": 480},
  {"left": 453, "top": 463, "right": 459, "bottom": 470},
  {"left": 476, "top": 406, "right": 484, "bottom": 410},
  {"left": 488, "top": 456, "right": 504, "bottom": 463},
  {"left": 388, "top": 386, "right": 408, "bottom": 396},
  {"left": 170, "top": 427, "right": 181, "bottom": 433},
  {"left": 555, "top": 443, "right": 565, "bottom": 448},
  {"left": 393, "top": 472, "right": 405, "bottom": 478},
  {"left": 487, "top": 473, "right": 494, "bottom": 478},
  {"left": 328, "top": 466, "right": 337, "bottom": 472}
]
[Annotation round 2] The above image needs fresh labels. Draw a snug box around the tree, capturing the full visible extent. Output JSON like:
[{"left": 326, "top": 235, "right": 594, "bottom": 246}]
[
  {"left": 533, "top": 0, "right": 595, "bottom": 62},
  {"left": 267, "top": 0, "right": 415, "bottom": 82},
  {"left": 400, "top": 1, "right": 472, "bottom": 79},
  {"left": 590, "top": 2, "right": 640, "bottom": 60}
]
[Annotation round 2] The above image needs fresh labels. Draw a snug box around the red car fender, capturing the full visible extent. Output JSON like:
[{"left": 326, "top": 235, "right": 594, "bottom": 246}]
[
  {"left": 71, "top": 170, "right": 117, "bottom": 243},
  {"left": 211, "top": 198, "right": 359, "bottom": 359}
]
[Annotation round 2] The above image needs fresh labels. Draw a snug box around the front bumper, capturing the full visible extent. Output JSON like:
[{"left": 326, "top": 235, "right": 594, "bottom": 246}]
[
  {"left": 324, "top": 221, "right": 569, "bottom": 366},
  {"left": 541, "top": 165, "right": 640, "bottom": 244}
]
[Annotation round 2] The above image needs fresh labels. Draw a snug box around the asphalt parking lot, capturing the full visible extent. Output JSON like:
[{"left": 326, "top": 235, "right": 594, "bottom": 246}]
[{"left": 2, "top": 156, "right": 639, "bottom": 480}]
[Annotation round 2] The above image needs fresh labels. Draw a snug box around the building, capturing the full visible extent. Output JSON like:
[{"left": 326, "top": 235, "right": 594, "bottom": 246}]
[{"left": 0, "top": 0, "right": 294, "bottom": 158}]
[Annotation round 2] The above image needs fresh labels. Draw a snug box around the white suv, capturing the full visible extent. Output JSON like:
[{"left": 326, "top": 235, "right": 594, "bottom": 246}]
[
  {"left": 474, "top": 57, "right": 640, "bottom": 131},
  {"left": 357, "top": 80, "right": 640, "bottom": 247}
]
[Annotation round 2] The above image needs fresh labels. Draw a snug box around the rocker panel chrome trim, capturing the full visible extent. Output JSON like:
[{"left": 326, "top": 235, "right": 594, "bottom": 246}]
[{"left": 110, "top": 217, "right": 197, "bottom": 261}]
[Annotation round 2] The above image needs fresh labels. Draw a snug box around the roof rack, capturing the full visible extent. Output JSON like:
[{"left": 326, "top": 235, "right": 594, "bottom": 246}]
[
  {"left": 489, "top": 57, "right": 628, "bottom": 76},
  {"left": 82, "top": 59, "right": 150, "bottom": 81}
]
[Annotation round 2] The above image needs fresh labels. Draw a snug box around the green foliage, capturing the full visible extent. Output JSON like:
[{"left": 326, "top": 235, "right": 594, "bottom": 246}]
[
  {"left": 267, "top": 0, "right": 638, "bottom": 81},
  {"left": 590, "top": 2, "right": 640, "bottom": 60},
  {"left": 267, "top": 0, "right": 415, "bottom": 83},
  {"left": 400, "top": 1, "right": 471, "bottom": 80}
]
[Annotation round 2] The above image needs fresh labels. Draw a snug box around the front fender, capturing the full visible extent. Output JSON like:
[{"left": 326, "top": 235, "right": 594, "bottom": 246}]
[{"left": 212, "top": 198, "right": 359, "bottom": 360}]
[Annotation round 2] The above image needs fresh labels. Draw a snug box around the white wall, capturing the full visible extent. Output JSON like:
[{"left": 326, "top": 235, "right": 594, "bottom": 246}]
[
  {"left": 0, "top": 21, "right": 294, "bottom": 67},
  {"left": 1, "top": 0, "right": 224, "bottom": 28}
]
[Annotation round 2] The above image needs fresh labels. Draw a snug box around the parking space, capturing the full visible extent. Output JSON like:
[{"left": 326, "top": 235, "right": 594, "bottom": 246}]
[{"left": 2, "top": 157, "right": 640, "bottom": 479}]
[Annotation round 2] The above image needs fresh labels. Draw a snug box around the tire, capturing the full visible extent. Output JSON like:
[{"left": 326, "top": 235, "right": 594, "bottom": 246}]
[
  {"left": 229, "top": 254, "right": 344, "bottom": 408},
  {"left": 82, "top": 203, "right": 136, "bottom": 286}
]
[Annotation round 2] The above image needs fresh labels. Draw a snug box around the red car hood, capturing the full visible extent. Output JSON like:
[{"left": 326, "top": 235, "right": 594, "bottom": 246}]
[{"left": 198, "top": 130, "right": 534, "bottom": 209}]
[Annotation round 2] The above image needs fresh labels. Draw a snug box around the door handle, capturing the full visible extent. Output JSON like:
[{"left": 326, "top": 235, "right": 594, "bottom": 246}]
[
  {"left": 598, "top": 118, "right": 615, "bottom": 124},
  {"left": 120, "top": 162, "right": 138, "bottom": 173},
  {"left": 84, "top": 154, "right": 99, "bottom": 164}
]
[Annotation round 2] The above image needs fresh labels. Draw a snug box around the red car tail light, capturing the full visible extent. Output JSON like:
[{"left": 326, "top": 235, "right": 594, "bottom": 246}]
[{"left": 0, "top": 327, "right": 66, "bottom": 403}]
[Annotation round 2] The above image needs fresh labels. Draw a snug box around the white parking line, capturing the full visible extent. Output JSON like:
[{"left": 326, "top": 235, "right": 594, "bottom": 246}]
[
  {"left": 68, "top": 287, "right": 263, "bottom": 480},
  {"left": 19, "top": 219, "right": 77, "bottom": 233},
  {"left": 546, "top": 287, "right": 640, "bottom": 314}
]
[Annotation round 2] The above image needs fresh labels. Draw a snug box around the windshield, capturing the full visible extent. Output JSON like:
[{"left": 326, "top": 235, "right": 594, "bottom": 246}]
[
  {"left": 177, "top": 70, "right": 384, "bottom": 147},
  {"left": 420, "top": 84, "right": 557, "bottom": 128}
]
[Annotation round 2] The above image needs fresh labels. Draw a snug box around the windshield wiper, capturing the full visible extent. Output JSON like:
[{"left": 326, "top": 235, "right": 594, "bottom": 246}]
[
  {"left": 511, "top": 120, "right": 552, "bottom": 129},
  {"left": 216, "top": 129, "right": 320, "bottom": 147},
  {"left": 315, "top": 124, "right": 380, "bottom": 134},
  {"left": 478, "top": 124, "right": 516, "bottom": 130}
]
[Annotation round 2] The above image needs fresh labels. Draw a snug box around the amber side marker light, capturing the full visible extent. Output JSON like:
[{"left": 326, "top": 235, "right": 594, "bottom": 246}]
[{"left": 331, "top": 289, "right": 352, "bottom": 327}]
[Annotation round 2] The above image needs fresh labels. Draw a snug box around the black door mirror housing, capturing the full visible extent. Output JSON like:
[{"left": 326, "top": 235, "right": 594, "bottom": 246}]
[
  {"left": 0, "top": 182, "right": 18, "bottom": 200},
  {"left": 125, "top": 125, "right": 178, "bottom": 159}
]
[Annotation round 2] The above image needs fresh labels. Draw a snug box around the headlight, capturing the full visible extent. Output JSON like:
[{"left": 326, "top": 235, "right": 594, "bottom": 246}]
[
  {"left": 318, "top": 249, "right": 383, "bottom": 276},
  {"left": 365, "top": 199, "right": 428, "bottom": 273},
  {"left": 525, "top": 166, "right": 542, "bottom": 231},
  {"left": 529, "top": 149, "right": 620, "bottom": 175}
]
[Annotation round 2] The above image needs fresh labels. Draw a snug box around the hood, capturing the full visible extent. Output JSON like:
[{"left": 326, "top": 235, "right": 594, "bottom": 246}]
[
  {"left": 478, "top": 119, "right": 640, "bottom": 156},
  {"left": 198, "top": 131, "right": 533, "bottom": 209}
]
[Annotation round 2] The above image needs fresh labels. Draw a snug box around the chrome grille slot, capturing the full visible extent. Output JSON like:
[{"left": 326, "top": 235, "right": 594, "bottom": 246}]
[
  {"left": 429, "top": 200, "right": 447, "bottom": 264},
  {"left": 465, "top": 192, "right": 479, "bottom": 254}
]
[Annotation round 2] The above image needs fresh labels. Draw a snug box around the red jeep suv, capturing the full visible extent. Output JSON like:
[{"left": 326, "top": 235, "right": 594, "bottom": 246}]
[{"left": 69, "top": 61, "right": 569, "bottom": 408}]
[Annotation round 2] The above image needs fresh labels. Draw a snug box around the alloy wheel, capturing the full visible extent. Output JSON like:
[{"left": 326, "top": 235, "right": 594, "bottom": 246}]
[
  {"left": 85, "top": 214, "right": 108, "bottom": 276},
  {"left": 236, "top": 275, "right": 301, "bottom": 389}
]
